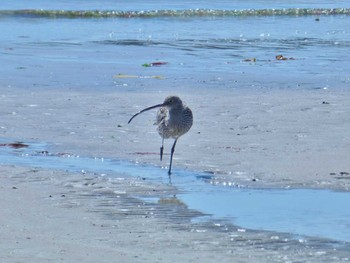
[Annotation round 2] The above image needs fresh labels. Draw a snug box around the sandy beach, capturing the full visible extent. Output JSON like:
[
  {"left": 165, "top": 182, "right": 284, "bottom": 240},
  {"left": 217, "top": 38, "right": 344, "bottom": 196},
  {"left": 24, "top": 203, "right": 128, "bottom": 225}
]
[
  {"left": 2, "top": 0, "right": 350, "bottom": 260},
  {"left": 2, "top": 165, "right": 350, "bottom": 263},
  {"left": 1, "top": 85, "right": 350, "bottom": 189},
  {"left": 1, "top": 85, "right": 350, "bottom": 262}
]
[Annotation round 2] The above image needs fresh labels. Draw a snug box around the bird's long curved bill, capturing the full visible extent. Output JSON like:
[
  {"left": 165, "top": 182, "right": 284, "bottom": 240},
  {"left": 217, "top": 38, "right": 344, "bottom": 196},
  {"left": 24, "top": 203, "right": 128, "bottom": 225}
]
[{"left": 128, "top": 103, "right": 164, "bottom": 124}]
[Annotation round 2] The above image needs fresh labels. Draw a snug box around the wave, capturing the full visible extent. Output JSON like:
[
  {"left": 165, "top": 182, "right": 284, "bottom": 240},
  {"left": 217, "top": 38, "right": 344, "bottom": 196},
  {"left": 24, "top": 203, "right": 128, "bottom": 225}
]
[
  {"left": 95, "top": 37, "right": 350, "bottom": 50},
  {"left": 1, "top": 8, "right": 350, "bottom": 18}
]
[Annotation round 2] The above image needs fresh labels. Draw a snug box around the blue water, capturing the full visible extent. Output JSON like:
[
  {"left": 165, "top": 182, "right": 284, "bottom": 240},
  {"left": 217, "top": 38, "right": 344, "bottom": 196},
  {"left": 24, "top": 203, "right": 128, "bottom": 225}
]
[
  {"left": 1, "top": 0, "right": 350, "bottom": 91},
  {"left": 1, "top": 141, "right": 350, "bottom": 242},
  {"left": 1, "top": 0, "right": 350, "bottom": 11}
]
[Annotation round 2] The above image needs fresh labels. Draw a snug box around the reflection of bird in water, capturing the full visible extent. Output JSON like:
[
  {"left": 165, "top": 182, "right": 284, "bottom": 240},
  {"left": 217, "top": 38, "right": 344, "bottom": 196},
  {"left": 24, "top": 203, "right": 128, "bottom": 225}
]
[
  {"left": 158, "top": 195, "right": 187, "bottom": 207},
  {"left": 128, "top": 96, "right": 193, "bottom": 175}
]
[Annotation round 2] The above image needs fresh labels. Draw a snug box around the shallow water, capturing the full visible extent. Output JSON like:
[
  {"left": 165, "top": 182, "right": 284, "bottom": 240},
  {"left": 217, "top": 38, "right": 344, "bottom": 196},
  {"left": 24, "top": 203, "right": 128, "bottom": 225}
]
[
  {"left": 1, "top": 1, "right": 350, "bottom": 92},
  {"left": 2, "top": 0, "right": 350, "bottom": 11},
  {"left": 1, "top": 141, "right": 350, "bottom": 243}
]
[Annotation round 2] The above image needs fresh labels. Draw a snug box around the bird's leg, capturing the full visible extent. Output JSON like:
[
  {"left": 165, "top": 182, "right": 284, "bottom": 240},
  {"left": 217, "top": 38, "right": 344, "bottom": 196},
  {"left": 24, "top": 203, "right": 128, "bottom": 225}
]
[
  {"left": 168, "top": 139, "right": 177, "bottom": 175},
  {"left": 160, "top": 138, "right": 164, "bottom": 161}
]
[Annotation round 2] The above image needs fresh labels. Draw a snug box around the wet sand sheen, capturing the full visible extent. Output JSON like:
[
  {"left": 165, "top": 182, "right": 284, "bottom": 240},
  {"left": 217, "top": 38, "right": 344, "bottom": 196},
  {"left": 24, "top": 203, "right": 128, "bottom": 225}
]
[
  {"left": 1, "top": 164, "right": 350, "bottom": 262},
  {"left": 1, "top": 140, "right": 350, "bottom": 242}
]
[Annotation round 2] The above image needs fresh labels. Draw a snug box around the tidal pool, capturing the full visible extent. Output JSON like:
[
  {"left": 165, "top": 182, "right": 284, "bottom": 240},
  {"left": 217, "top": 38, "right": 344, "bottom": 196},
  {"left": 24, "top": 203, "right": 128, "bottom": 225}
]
[{"left": 1, "top": 141, "right": 349, "bottom": 242}]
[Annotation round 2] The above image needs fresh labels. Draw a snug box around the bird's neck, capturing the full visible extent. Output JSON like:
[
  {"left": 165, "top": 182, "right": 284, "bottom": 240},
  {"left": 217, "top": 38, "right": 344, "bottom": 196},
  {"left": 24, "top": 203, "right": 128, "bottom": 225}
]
[{"left": 169, "top": 106, "right": 182, "bottom": 114}]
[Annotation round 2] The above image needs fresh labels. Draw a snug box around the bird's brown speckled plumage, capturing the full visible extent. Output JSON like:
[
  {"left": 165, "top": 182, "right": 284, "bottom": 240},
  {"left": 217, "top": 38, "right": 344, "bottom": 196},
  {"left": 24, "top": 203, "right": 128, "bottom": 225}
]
[{"left": 128, "top": 96, "right": 193, "bottom": 175}]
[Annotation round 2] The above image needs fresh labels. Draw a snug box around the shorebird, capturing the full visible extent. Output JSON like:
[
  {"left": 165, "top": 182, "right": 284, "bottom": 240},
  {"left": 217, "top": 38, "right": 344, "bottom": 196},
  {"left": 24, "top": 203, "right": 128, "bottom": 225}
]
[{"left": 128, "top": 96, "right": 193, "bottom": 175}]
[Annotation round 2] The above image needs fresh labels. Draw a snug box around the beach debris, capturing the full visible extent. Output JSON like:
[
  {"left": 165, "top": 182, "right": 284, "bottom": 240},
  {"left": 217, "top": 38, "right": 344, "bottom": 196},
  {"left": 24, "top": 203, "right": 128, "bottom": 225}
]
[
  {"left": 333, "top": 171, "right": 350, "bottom": 180},
  {"left": 242, "top": 58, "right": 257, "bottom": 62},
  {"left": 241, "top": 55, "right": 296, "bottom": 63},
  {"left": 0, "top": 142, "right": 29, "bottom": 148},
  {"left": 276, "top": 55, "right": 287, "bottom": 60},
  {"left": 276, "top": 54, "right": 295, "bottom": 60},
  {"left": 142, "top": 61, "right": 168, "bottom": 67},
  {"left": 113, "top": 74, "right": 165, "bottom": 79}
]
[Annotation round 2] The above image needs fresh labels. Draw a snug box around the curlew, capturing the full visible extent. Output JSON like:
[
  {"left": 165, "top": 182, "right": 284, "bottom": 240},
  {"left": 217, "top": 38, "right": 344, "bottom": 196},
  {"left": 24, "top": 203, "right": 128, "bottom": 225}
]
[{"left": 128, "top": 96, "right": 193, "bottom": 175}]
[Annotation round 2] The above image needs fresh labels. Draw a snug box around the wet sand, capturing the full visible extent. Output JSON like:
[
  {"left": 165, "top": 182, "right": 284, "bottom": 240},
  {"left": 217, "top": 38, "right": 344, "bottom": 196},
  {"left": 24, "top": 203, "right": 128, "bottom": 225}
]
[
  {"left": 1, "top": 85, "right": 350, "bottom": 262},
  {"left": 2, "top": 165, "right": 350, "bottom": 262},
  {"left": 1, "top": 85, "right": 350, "bottom": 189}
]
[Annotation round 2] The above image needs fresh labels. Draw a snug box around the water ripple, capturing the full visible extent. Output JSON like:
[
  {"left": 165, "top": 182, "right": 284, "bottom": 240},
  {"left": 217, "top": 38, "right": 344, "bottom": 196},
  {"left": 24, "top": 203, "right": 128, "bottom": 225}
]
[
  {"left": 1, "top": 140, "right": 350, "bottom": 242},
  {"left": 1, "top": 8, "right": 350, "bottom": 19},
  {"left": 94, "top": 37, "right": 350, "bottom": 51}
]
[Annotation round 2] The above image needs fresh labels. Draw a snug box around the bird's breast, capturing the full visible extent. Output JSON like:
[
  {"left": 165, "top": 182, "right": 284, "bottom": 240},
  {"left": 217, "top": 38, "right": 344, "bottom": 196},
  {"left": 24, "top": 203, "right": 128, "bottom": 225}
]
[{"left": 156, "top": 107, "right": 192, "bottom": 139}]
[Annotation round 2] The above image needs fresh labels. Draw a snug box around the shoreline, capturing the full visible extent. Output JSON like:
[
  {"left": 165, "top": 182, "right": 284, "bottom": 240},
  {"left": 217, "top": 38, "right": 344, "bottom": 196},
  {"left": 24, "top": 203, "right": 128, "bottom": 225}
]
[
  {"left": 2, "top": 5, "right": 350, "bottom": 261},
  {"left": 1, "top": 165, "right": 349, "bottom": 263},
  {"left": 1, "top": 85, "right": 350, "bottom": 191},
  {"left": 1, "top": 85, "right": 350, "bottom": 261}
]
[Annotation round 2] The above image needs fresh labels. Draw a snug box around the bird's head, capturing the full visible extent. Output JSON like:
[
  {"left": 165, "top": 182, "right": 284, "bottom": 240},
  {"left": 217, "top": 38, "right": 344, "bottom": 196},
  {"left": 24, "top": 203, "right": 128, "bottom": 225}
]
[
  {"left": 163, "top": 96, "right": 183, "bottom": 109},
  {"left": 128, "top": 95, "right": 184, "bottom": 124}
]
